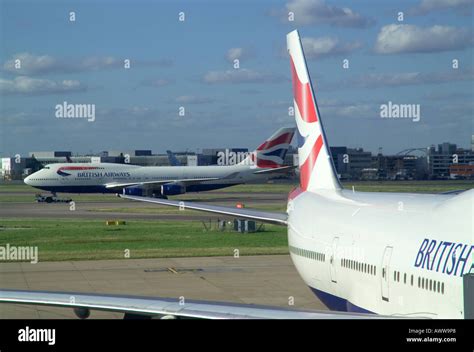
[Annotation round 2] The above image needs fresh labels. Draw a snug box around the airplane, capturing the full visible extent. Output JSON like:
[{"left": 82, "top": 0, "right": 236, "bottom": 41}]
[
  {"left": 1, "top": 30, "right": 472, "bottom": 319},
  {"left": 23, "top": 127, "right": 295, "bottom": 198}
]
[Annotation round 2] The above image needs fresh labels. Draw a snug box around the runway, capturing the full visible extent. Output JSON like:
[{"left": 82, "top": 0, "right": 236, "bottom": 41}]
[
  {"left": 0, "top": 255, "right": 327, "bottom": 318},
  {"left": 0, "top": 191, "right": 287, "bottom": 220}
]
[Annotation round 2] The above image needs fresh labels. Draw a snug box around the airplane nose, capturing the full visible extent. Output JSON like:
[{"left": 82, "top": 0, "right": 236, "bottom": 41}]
[{"left": 24, "top": 175, "right": 31, "bottom": 185}]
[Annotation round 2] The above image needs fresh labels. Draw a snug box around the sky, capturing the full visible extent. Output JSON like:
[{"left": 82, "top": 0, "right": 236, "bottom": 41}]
[{"left": 0, "top": 0, "right": 473, "bottom": 156}]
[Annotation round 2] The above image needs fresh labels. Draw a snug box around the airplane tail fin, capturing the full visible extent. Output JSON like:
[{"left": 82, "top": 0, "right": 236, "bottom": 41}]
[
  {"left": 287, "top": 30, "right": 341, "bottom": 192},
  {"left": 166, "top": 150, "right": 181, "bottom": 166},
  {"left": 239, "top": 127, "right": 295, "bottom": 168}
]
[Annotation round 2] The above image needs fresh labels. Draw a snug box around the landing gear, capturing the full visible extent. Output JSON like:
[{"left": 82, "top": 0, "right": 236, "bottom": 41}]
[
  {"left": 35, "top": 193, "right": 72, "bottom": 203},
  {"left": 152, "top": 193, "right": 168, "bottom": 199}
]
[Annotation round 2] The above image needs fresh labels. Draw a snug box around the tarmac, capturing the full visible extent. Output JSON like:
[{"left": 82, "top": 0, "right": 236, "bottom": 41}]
[
  {"left": 0, "top": 186, "right": 329, "bottom": 318},
  {"left": 0, "top": 192, "right": 287, "bottom": 220},
  {"left": 0, "top": 255, "right": 327, "bottom": 319}
]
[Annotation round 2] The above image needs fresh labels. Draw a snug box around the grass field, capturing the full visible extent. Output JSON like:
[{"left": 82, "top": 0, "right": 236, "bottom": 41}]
[
  {"left": 0, "top": 219, "right": 288, "bottom": 262},
  {"left": 0, "top": 180, "right": 472, "bottom": 262}
]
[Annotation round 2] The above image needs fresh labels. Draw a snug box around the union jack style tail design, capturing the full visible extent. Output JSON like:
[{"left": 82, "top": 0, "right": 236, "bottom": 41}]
[
  {"left": 240, "top": 127, "right": 295, "bottom": 168},
  {"left": 287, "top": 30, "right": 341, "bottom": 192}
]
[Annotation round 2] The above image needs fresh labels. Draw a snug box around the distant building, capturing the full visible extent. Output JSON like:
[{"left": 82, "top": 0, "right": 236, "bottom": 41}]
[
  {"left": 330, "top": 147, "right": 372, "bottom": 180},
  {"left": 450, "top": 164, "right": 474, "bottom": 179},
  {"left": 374, "top": 155, "right": 421, "bottom": 180},
  {"left": 3, "top": 137, "right": 473, "bottom": 181},
  {"left": 428, "top": 143, "right": 474, "bottom": 179}
]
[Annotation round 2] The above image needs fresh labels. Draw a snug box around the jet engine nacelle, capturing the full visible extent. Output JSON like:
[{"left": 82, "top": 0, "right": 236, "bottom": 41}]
[
  {"left": 161, "top": 183, "right": 186, "bottom": 196},
  {"left": 123, "top": 185, "right": 145, "bottom": 196}
]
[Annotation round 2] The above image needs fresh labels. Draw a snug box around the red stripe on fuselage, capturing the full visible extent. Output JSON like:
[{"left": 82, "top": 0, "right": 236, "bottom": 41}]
[
  {"left": 289, "top": 56, "right": 318, "bottom": 123},
  {"left": 256, "top": 132, "right": 293, "bottom": 151},
  {"left": 300, "top": 135, "right": 323, "bottom": 190},
  {"left": 288, "top": 186, "right": 304, "bottom": 201},
  {"left": 58, "top": 166, "right": 99, "bottom": 171}
]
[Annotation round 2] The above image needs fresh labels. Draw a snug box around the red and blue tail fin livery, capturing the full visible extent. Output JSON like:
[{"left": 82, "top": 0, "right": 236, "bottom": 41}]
[
  {"left": 255, "top": 127, "right": 295, "bottom": 168},
  {"left": 240, "top": 127, "right": 295, "bottom": 168},
  {"left": 287, "top": 30, "right": 341, "bottom": 192}
]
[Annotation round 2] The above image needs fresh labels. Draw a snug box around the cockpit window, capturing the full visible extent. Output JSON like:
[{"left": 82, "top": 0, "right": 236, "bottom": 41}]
[{"left": 44, "top": 167, "right": 50, "bottom": 169}]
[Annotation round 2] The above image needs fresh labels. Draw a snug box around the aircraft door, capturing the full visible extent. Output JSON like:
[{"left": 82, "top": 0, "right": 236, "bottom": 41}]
[{"left": 381, "top": 246, "right": 393, "bottom": 302}]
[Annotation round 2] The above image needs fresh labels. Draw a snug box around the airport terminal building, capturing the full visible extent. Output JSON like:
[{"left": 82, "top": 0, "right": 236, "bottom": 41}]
[{"left": 2, "top": 137, "right": 474, "bottom": 181}]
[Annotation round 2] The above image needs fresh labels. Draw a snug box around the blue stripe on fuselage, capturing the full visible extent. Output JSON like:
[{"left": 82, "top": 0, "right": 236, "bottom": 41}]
[
  {"left": 31, "top": 183, "right": 241, "bottom": 194},
  {"left": 308, "top": 286, "right": 374, "bottom": 314}
]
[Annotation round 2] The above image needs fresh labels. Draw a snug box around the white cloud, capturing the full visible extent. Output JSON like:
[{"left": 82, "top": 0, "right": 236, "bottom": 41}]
[
  {"left": 334, "top": 70, "right": 474, "bottom": 89},
  {"left": 78, "top": 56, "right": 122, "bottom": 71},
  {"left": 203, "top": 69, "right": 285, "bottom": 84},
  {"left": 279, "top": 0, "right": 374, "bottom": 27},
  {"left": 225, "top": 47, "right": 254, "bottom": 63},
  {"left": 318, "top": 99, "right": 375, "bottom": 118},
  {"left": 141, "top": 78, "right": 172, "bottom": 87},
  {"left": 3, "top": 53, "right": 172, "bottom": 75},
  {"left": 301, "top": 37, "right": 361, "bottom": 59},
  {"left": 3, "top": 53, "right": 57, "bottom": 75},
  {"left": 0, "top": 76, "right": 86, "bottom": 95},
  {"left": 410, "top": 0, "right": 474, "bottom": 15},
  {"left": 374, "top": 24, "right": 472, "bottom": 54}
]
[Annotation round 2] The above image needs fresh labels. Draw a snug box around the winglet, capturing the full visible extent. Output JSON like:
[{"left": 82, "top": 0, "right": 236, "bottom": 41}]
[{"left": 287, "top": 30, "right": 341, "bottom": 192}]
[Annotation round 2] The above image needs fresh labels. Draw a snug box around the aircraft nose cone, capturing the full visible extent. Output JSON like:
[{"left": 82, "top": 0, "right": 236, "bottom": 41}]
[{"left": 24, "top": 175, "right": 31, "bottom": 185}]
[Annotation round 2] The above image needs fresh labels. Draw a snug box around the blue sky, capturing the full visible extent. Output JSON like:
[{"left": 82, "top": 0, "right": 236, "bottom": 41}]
[{"left": 0, "top": 0, "right": 473, "bottom": 156}]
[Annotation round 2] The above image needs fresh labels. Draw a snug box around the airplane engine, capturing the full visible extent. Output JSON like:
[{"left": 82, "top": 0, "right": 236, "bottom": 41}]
[
  {"left": 123, "top": 185, "right": 146, "bottom": 196},
  {"left": 161, "top": 183, "right": 186, "bottom": 196}
]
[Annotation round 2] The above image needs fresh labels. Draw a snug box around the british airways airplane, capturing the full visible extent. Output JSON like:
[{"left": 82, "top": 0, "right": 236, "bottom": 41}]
[
  {"left": 23, "top": 127, "right": 295, "bottom": 198},
  {"left": 1, "top": 30, "right": 471, "bottom": 319}
]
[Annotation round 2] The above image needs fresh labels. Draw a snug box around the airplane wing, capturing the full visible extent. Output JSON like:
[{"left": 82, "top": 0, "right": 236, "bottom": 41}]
[
  {"left": 0, "top": 289, "right": 392, "bottom": 319},
  {"left": 105, "top": 177, "right": 220, "bottom": 189},
  {"left": 438, "top": 189, "right": 467, "bottom": 195},
  {"left": 253, "top": 165, "right": 296, "bottom": 174},
  {"left": 119, "top": 194, "right": 288, "bottom": 225}
]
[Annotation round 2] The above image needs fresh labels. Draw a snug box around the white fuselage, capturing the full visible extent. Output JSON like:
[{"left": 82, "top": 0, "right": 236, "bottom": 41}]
[
  {"left": 287, "top": 188, "right": 473, "bottom": 318},
  {"left": 24, "top": 162, "right": 270, "bottom": 193}
]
